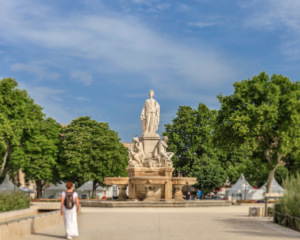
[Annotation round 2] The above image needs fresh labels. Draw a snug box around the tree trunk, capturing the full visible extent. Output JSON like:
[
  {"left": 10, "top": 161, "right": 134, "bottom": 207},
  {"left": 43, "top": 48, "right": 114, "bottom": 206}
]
[
  {"left": 267, "top": 164, "right": 279, "bottom": 193},
  {"left": 36, "top": 180, "right": 43, "bottom": 199},
  {"left": 265, "top": 151, "right": 284, "bottom": 193},
  {"left": 93, "top": 180, "right": 98, "bottom": 198},
  {"left": 17, "top": 170, "right": 20, "bottom": 187},
  {"left": 0, "top": 140, "right": 10, "bottom": 177}
]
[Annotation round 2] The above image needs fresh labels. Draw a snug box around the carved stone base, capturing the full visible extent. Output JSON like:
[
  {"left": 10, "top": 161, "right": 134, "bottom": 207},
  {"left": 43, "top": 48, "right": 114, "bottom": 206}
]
[
  {"left": 173, "top": 184, "right": 185, "bottom": 201},
  {"left": 116, "top": 184, "right": 128, "bottom": 201},
  {"left": 143, "top": 184, "right": 157, "bottom": 201},
  {"left": 139, "top": 135, "right": 160, "bottom": 159}
]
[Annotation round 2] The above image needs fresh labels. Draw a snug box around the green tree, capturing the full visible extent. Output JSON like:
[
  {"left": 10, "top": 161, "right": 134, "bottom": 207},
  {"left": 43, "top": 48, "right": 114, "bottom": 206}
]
[
  {"left": 217, "top": 145, "right": 249, "bottom": 184},
  {"left": 284, "top": 153, "right": 300, "bottom": 176},
  {"left": 279, "top": 173, "right": 300, "bottom": 219},
  {"left": 163, "top": 104, "right": 218, "bottom": 176},
  {"left": 59, "top": 116, "right": 128, "bottom": 197},
  {"left": 12, "top": 118, "right": 63, "bottom": 198},
  {"left": 163, "top": 103, "right": 227, "bottom": 191},
  {"left": 190, "top": 155, "right": 227, "bottom": 196},
  {"left": 214, "top": 72, "right": 300, "bottom": 193},
  {"left": 228, "top": 152, "right": 288, "bottom": 187},
  {"left": 0, "top": 78, "right": 44, "bottom": 177}
]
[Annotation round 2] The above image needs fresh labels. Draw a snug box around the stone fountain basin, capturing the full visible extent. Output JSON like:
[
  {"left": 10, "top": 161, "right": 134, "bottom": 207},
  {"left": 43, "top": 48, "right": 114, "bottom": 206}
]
[
  {"left": 171, "top": 177, "right": 197, "bottom": 185},
  {"left": 131, "top": 176, "right": 169, "bottom": 201},
  {"left": 131, "top": 176, "right": 169, "bottom": 185},
  {"left": 104, "top": 177, "right": 129, "bottom": 185}
]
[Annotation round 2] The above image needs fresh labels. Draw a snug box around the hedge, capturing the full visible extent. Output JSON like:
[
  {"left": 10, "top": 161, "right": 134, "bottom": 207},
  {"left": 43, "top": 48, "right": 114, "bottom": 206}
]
[{"left": 0, "top": 192, "right": 31, "bottom": 213}]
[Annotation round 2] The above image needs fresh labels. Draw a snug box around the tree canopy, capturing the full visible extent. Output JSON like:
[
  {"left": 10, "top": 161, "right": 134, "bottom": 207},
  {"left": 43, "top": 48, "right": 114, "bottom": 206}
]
[
  {"left": 0, "top": 78, "right": 44, "bottom": 178},
  {"left": 214, "top": 72, "right": 300, "bottom": 192},
  {"left": 190, "top": 155, "right": 227, "bottom": 196},
  {"left": 11, "top": 117, "right": 63, "bottom": 198},
  {"left": 163, "top": 103, "right": 227, "bottom": 194},
  {"left": 58, "top": 116, "right": 129, "bottom": 197}
]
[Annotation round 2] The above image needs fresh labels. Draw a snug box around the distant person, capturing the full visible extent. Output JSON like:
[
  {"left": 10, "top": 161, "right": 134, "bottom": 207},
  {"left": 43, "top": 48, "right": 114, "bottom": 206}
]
[
  {"left": 60, "top": 182, "right": 80, "bottom": 239},
  {"left": 186, "top": 192, "right": 191, "bottom": 200},
  {"left": 198, "top": 190, "right": 202, "bottom": 199}
]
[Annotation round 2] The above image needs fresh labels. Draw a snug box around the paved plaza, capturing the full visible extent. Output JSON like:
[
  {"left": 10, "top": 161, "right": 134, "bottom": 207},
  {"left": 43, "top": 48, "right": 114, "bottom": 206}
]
[{"left": 20, "top": 206, "right": 300, "bottom": 240}]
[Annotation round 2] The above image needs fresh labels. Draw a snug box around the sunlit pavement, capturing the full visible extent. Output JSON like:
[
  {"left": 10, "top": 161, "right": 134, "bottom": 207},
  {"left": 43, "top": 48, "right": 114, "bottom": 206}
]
[{"left": 21, "top": 205, "right": 300, "bottom": 240}]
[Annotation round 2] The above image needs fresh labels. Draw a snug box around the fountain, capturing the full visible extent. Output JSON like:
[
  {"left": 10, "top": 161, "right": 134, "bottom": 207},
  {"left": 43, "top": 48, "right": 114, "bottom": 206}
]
[{"left": 104, "top": 90, "right": 197, "bottom": 202}]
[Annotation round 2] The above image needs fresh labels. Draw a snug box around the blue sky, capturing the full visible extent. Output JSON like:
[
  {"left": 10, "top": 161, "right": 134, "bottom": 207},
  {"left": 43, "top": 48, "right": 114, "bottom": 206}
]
[{"left": 0, "top": 0, "right": 300, "bottom": 141}]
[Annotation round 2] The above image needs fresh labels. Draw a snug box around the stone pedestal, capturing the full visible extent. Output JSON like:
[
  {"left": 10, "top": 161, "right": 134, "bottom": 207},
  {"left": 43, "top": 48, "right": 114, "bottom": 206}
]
[
  {"left": 164, "top": 167, "right": 173, "bottom": 201},
  {"left": 139, "top": 134, "right": 160, "bottom": 159},
  {"left": 103, "top": 177, "right": 129, "bottom": 202},
  {"left": 116, "top": 184, "right": 128, "bottom": 201},
  {"left": 143, "top": 185, "right": 157, "bottom": 201},
  {"left": 171, "top": 177, "right": 197, "bottom": 201},
  {"left": 173, "top": 184, "right": 185, "bottom": 201},
  {"left": 127, "top": 178, "right": 138, "bottom": 201}
]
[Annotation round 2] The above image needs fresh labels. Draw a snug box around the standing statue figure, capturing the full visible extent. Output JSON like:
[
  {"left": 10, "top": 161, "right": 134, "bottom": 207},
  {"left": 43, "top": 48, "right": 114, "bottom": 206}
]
[
  {"left": 128, "top": 136, "right": 146, "bottom": 167},
  {"left": 140, "top": 90, "right": 160, "bottom": 134},
  {"left": 155, "top": 136, "right": 174, "bottom": 167}
]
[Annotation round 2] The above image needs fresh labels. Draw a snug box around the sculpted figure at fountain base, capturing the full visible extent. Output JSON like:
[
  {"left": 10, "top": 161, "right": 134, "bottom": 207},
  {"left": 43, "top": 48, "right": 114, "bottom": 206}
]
[
  {"left": 154, "top": 136, "right": 174, "bottom": 167},
  {"left": 128, "top": 137, "right": 146, "bottom": 168}
]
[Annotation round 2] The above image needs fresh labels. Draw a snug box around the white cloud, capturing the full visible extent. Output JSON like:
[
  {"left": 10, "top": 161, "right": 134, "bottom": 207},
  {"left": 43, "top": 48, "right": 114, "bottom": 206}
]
[
  {"left": 70, "top": 71, "right": 93, "bottom": 86},
  {"left": 244, "top": 0, "right": 300, "bottom": 59},
  {"left": 188, "top": 22, "right": 216, "bottom": 28},
  {"left": 176, "top": 3, "right": 190, "bottom": 12},
  {"left": 75, "top": 97, "right": 91, "bottom": 101},
  {"left": 10, "top": 63, "right": 60, "bottom": 80},
  {"left": 132, "top": 0, "right": 147, "bottom": 3},
  {"left": 51, "top": 96, "right": 63, "bottom": 101},
  {"left": 18, "top": 82, "right": 76, "bottom": 124},
  {"left": 155, "top": 4, "right": 170, "bottom": 11},
  {"left": 0, "top": 0, "right": 235, "bottom": 99}
]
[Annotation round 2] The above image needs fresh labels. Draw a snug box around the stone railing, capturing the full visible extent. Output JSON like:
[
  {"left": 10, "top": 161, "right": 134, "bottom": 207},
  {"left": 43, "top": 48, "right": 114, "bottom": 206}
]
[{"left": 0, "top": 209, "right": 62, "bottom": 240}]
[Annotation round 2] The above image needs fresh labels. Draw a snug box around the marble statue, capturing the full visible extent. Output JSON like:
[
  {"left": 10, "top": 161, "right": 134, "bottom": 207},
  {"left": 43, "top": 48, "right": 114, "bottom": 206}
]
[
  {"left": 128, "top": 136, "right": 146, "bottom": 167},
  {"left": 140, "top": 90, "right": 160, "bottom": 134},
  {"left": 155, "top": 136, "right": 174, "bottom": 167}
]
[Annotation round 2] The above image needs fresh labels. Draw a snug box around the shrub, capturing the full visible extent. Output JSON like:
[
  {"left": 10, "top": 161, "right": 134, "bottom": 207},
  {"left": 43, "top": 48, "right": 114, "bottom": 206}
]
[
  {"left": 277, "top": 173, "right": 300, "bottom": 230},
  {"left": 0, "top": 191, "right": 31, "bottom": 213},
  {"left": 279, "top": 173, "right": 300, "bottom": 218}
]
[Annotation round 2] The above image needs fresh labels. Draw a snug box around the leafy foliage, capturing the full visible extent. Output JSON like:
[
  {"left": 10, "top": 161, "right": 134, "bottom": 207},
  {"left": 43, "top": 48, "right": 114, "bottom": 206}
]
[
  {"left": 58, "top": 116, "right": 128, "bottom": 197},
  {"left": 163, "top": 104, "right": 218, "bottom": 175},
  {"left": 0, "top": 78, "right": 44, "bottom": 177},
  {"left": 214, "top": 72, "right": 300, "bottom": 192},
  {"left": 279, "top": 173, "right": 300, "bottom": 219},
  {"left": 190, "top": 155, "right": 227, "bottom": 196},
  {"left": 228, "top": 152, "right": 288, "bottom": 187},
  {"left": 11, "top": 118, "right": 63, "bottom": 198},
  {"left": 163, "top": 103, "right": 227, "bottom": 193},
  {"left": 0, "top": 192, "right": 30, "bottom": 212}
]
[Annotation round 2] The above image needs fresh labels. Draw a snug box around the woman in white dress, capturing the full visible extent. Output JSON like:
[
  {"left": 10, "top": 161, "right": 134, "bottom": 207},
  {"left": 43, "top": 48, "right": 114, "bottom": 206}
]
[{"left": 60, "top": 182, "right": 80, "bottom": 239}]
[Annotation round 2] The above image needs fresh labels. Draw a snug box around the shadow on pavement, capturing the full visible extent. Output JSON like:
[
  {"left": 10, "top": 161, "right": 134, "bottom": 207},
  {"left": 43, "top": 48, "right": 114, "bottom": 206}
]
[
  {"left": 214, "top": 217, "right": 297, "bottom": 239},
  {"left": 31, "top": 233, "right": 66, "bottom": 239}
]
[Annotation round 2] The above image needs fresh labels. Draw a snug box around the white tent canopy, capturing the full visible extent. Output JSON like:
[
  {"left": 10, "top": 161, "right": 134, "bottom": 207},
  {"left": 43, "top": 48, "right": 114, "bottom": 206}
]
[
  {"left": 226, "top": 173, "right": 264, "bottom": 200},
  {"left": 260, "top": 177, "right": 285, "bottom": 193},
  {"left": 76, "top": 181, "right": 105, "bottom": 199},
  {"left": 44, "top": 182, "right": 75, "bottom": 199},
  {"left": 229, "top": 173, "right": 254, "bottom": 191},
  {"left": 21, "top": 186, "right": 36, "bottom": 194},
  {"left": 0, "top": 174, "right": 23, "bottom": 194},
  {"left": 77, "top": 181, "right": 104, "bottom": 191}
]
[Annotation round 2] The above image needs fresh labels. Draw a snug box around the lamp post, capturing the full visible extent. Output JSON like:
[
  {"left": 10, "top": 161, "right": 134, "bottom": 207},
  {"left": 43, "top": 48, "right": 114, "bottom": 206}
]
[{"left": 244, "top": 176, "right": 246, "bottom": 201}]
